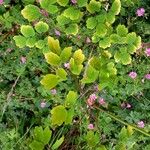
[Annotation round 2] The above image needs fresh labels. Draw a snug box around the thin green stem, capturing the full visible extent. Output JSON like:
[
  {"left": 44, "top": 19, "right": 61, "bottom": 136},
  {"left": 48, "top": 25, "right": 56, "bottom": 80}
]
[{"left": 93, "top": 105, "right": 150, "bottom": 137}]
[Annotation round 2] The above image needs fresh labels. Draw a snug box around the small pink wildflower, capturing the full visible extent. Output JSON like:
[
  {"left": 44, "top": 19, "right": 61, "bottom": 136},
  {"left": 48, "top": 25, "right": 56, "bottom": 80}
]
[
  {"left": 136, "top": 8, "right": 145, "bottom": 17},
  {"left": 86, "top": 37, "right": 91, "bottom": 44},
  {"left": 145, "top": 48, "right": 150, "bottom": 57},
  {"left": 98, "top": 98, "right": 106, "bottom": 105},
  {"left": 137, "top": 121, "right": 145, "bottom": 128},
  {"left": 89, "top": 94, "right": 97, "bottom": 101},
  {"left": 40, "top": 102, "right": 46, "bottom": 108},
  {"left": 129, "top": 71, "right": 137, "bottom": 79},
  {"left": 145, "top": 74, "right": 150, "bottom": 80},
  {"left": 71, "top": 0, "right": 77, "bottom": 4},
  {"left": 88, "top": 124, "right": 94, "bottom": 129},
  {"left": 87, "top": 98, "right": 94, "bottom": 106},
  {"left": 126, "top": 103, "right": 131, "bottom": 109},
  {"left": 51, "top": 89, "right": 57, "bottom": 95},
  {"left": 121, "top": 102, "right": 126, "bottom": 109},
  {"left": 0, "top": 0, "right": 3, "bottom": 4},
  {"left": 20, "top": 56, "right": 26, "bottom": 64},
  {"left": 94, "top": 85, "right": 99, "bottom": 92},
  {"left": 64, "top": 63, "right": 70, "bottom": 69},
  {"left": 54, "top": 29, "right": 61, "bottom": 36}
]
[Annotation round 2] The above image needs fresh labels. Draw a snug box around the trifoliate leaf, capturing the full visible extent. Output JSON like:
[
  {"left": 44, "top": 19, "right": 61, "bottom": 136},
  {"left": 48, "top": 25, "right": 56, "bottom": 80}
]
[
  {"left": 35, "top": 40, "right": 46, "bottom": 49},
  {"left": 116, "top": 25, "right": 128, "bottom": 37},
  {"left": 86, "top": 17, "right": 97, "bottom": 29},
  {"left": 86, "top": 0, "right": 101, "bottom": 14},
  {"left": 65, "top": 91, "right": 77, "bottom": 107},
  {"left": 40, "top": 74, "right": 59, "bottom": 89},
  {"left": 65, "top": 24, "right": 78, "bottom": 35},
  {"left": 13, "top": 35, "right": 26, "bottom": 48},
  {"left": 73, "top": 49, "right": 85, "bottom": 65},
  {"left": 21, "top": 5, "right": 41, "bottom": 21},
  {"left": 35, "top": 21, "right": 49, "bottom": 33},
  {"left": 44, "top": 52, "right": 61, "bottom": 66},
  {"left": 21, "top": 25, "right": 35, "bottom": 37},
  {"left": 57, "top": 0, "right": 69, "bottom": 6},
  {"left": 60, "top": 47, "right": 72, "bottom": 62},
  {"left": 51, "top": 105, "right": 67, "bottom": 126}
]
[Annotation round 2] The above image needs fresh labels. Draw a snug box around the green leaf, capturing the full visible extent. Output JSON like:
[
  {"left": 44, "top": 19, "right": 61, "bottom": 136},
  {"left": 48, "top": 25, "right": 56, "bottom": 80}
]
[
  {"left": 96, "top": 24, "right": 107, "bottom": 37},
  {"left": 96, "top": 145, "right": 107, "bottom": 150},
  {"left": 107, "top": 62, "right": 117, "bottom": 75},
  {"left": 106, "top": 13, "right": 115, "bottom": 24},
  {"left": 65, "top": 24, "right": 78, "bottom": 35},
  {"left": 86, "top": 17, "right": 97, "bottom": 29},
  {"left": 110, "top": 0, "right": 121, "bottom": 15},
  {"left": 60, "top": 47, "right": 72, "bottom": 62},
  {"left": 56, "top": 68, "right": 67, "bottom": 81},
  {"left": 126, "top": 32, "right": 137, "bottom": 44},
  {"left": 40, "top": 0, "right": 56, "bottom": 6},
  {"left": 65, "top": 108, "right": 74, "bottom": 124},
  {"left": 73, "top": 49, "right": 85, "bottom": 65},
  {"left": 21, "top": 25, "right": 35, "bottom": 37},
  {"left": 85, "top": 131, "right": 99, "bottom": 148},
  {"left": 13, "top": 35, "right": 26, "bottom": 48},
  {"left": 57, "top": 0, "right": 69, "bottom": 6},
  {"left": 99, "top": 37, "right": 111, "bottom": 49},
  {"left": 21, "top": 5, "right": 41, "bottom": 21},
  {"left": 52, "top": 136, "right": 64, "bottom": 150},
  {"left": 89, "top": 57, "right": 101, "bottom": 71},
  {"left": 65, "top": 91, "right": 77, "bottom": 107},
  {"left": 69, "top": 58, "right": 83, "bottom": 75},
  {"left": 110, "top": 34, "right": 126, "bottom": 44},
  {"left": 77, "top": 0, "right": 88, "bottom": 7},
  {"left": 127, "top": 44, "right": 137, "bottom": 54},
  {"left": 26, "top": 37, "right": 36, "bottom": 47},
  {"left": 92, "top": 34, "right": 100, "bottom": 43},
  {"left": 134, "top": 36, "right": 141, "bottom": 48},
  {"left": 48, "top": 36, "right": 61, "bottom": 55},
  {"left": 35, "top": 21, "right": 49, "bottom": 33},
  {"left": 35, "top": 40, "right": 46, "bottom": 49},
  {"left": 116, "top": 25, "right": 128, "bottom": 37},
  {"left": 96, "top": 14, "right": 106, "bottom": 23},
  {"left": 47, "top": 5, "right": 58, "bottom": 14},
  {"left": 51, "top": 105, "right": 67, "bottom": 126},
  {"left": 63, "top": 7, "right": 81, "bottom": 20},
  {"left": 40, "top": 74, "right": 59, "bottom": 89},
  {"left": 81, "top": 65, "right": 99, "bottom": 83},
  {"left": 86, "top": 0, "right": 101, "bottom": 14},
  {"left": 44, "top": 52, "right": 61, "bottom": 66},
  {"left": 57, "top": 14, "right": 71, "bottom": 25},
  {"left": 43, "top": 127, "right": 52, "bottom": 145},
  {"left": 29, "top": 141, "right": 44, "bottom": 150}
]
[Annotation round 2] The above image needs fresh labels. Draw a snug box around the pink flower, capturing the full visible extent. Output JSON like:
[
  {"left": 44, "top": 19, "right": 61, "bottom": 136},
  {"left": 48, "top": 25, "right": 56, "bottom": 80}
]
[
  {"left": 98, "top": 98, "right": 105, "bottom": 105},
  {"left": 54, "top": 29, "right": 61, "bottom": 36},
  {"left": 20, "top": 56, "right": 26, "bottom": 64},
  {"left": 137, "top": 121, "right": 145, "bottom": 128},
  {"left": 40, "top": 102, "right": 46, "bottom": 108},
  {"left": 94, "top": 85, "right": 99, "bottom": 92},
  {"left": 126, "top": 103, "right": 131, "bottom": 108},
  {"left": 0, "top": 0, "right": 3, "bottom": 4},
  {"left": 129, "top": 71, "right": 137, "bottom": 79},
  {"left": 87, "top": 98, "right": 94, "bottom": 106},
  {"left": 145, "top": 48, "right": 150, "bottom": 57},
  {"left": 145, "top": 74, "right": 150, "bottom": 80},
  {"left": 51, "top": 89, "right": 57, "bottom": 95},
  {"left": 64, "top": 63, "right": 70, "bottom": 69},
  {"left": 121, "top": 102, "right": 126, "bottom": 109},
  {"left": 89, "top": 94, "right": 97, "bottom": 101},
  {"left": 88, "top": 124, "right": 94, "bottom": 129},
  {"left": 71, "top": 0, "right": 77, "bottom": 4},
  {"left": 136, "top": 8, "right": 145, "bottom": 17},
  {"left": 86, "top": 37, "right": 91, "bottom": 44}
]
